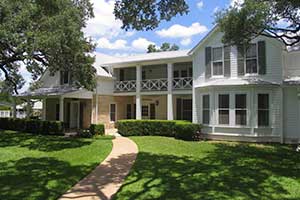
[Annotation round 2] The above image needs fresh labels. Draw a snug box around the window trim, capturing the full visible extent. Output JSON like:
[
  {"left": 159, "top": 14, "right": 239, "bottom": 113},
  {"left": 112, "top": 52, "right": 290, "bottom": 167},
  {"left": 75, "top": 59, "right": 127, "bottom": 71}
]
[
  {"left": 202, "top": 94, "right": 210, "bottom": 125},
  {"left": 61, "top": 71, "right": 71, "bottom": 85},
  {"left": 211, "top": 46, "right": 224, "bottom": 77},
  {"left": 109, "top": 103, "right": 117, "bottom": 123},
  {"left": 257, "top": 93, "right": 270, "bottom": 127}
]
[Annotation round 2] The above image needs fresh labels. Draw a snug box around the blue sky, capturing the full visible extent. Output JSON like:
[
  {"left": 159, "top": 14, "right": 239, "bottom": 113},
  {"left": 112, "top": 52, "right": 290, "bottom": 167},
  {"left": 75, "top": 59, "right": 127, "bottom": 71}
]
[
  {"left": 86, "top": 0, "right": 237, "bottom": 56},
  {"left": 19, "top": 0, "right": 237, "bottom": 92}
]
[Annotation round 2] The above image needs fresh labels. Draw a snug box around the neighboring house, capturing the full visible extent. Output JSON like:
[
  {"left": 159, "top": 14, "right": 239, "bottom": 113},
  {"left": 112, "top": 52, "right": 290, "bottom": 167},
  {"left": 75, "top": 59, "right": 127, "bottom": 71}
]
[{"left": 18, "top": 26, "right": 300, "bottom": 143}]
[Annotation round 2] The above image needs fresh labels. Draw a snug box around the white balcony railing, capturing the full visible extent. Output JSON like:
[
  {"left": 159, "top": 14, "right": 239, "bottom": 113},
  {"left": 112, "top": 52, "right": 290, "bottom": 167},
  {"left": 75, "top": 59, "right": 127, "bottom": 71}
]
[
  {"left": 141, "top": 78, "right": 168, "bottom": 91},
  {"left": 115, "top": 80, "right": 136, "bottom": 92},
  {"left": 173, "top": 77, "right": 193, "bottom": 90}
]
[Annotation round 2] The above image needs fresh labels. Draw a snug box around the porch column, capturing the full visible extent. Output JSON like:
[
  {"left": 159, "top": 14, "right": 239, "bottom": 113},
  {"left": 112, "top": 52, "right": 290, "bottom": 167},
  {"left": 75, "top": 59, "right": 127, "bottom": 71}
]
[
  {"left": 12, "top": 97, "right": 17, "bottom": 119},
  {"left": 136, "top": 65, "right": 142, "bottom": 119},
  {"left": 42, "top": 98, "right": 46, "bottom": 120},
  {"left": 167, "top": 63, "right": 174, "bottom": 120},
  {"left": 26, "top": 98, "right": 30, "bottom": 119},
  {"left": 59, "top": 97, "right": 64, "bottom": 122}
]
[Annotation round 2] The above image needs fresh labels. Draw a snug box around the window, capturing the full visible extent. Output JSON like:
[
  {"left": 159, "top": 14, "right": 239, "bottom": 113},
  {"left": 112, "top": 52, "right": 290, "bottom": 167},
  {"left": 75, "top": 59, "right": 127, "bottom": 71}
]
[
  {"left": 126, "top": 104, "right": 132, "bottom": 119},
  {"left": 258, "top": 94, "right": 269, "bottom": 126},
  {"left": 246, "top": 44, "right": 258, "bottom": 74},
  {"left": 142, "top": 105, "right": 149, "bottom": 117},
  {"left": 60, "top": 71, "right": 70, "bottom": 85},
  {"left": 202, "top": 95, "right": 210, "bottom": 124},
  {"left": 212, "top": 47, "right": 223, "bottom": 76},
  {"left": 235, "top": 94, "right": 247, "bottom": 125},
  {"left": 110, "top": 104, "right": 116, "bottom": 122},
  {"left": 218, "top": 94, "right": 229, "bottom": 125}
]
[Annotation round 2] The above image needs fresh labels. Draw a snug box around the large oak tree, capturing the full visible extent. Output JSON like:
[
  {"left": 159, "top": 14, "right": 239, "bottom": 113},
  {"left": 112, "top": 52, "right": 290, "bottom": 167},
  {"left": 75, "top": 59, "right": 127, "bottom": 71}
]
[{"left": 0, "top": 0, "right": 96, "bottom": 94}]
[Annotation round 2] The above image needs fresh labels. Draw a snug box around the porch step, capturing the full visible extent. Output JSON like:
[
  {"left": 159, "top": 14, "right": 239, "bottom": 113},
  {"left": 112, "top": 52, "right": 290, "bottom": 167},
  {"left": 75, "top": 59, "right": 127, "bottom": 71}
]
[{"left": 106, "top": 128, "right": 121, "bottom": 137}]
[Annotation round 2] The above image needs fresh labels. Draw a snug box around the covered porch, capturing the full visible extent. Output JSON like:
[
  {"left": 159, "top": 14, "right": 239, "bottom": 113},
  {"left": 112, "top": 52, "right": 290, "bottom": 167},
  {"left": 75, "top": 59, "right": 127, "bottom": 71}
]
[{"left": 17, "top": 87, "right": 93, "bottom": 131}]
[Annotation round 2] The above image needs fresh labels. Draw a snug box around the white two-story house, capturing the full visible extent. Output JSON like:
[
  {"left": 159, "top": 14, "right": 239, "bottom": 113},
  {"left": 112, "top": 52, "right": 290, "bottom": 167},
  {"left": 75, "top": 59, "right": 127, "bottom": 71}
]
[{"left": 19, "top": 26, "right": 300, "bottom": 143}]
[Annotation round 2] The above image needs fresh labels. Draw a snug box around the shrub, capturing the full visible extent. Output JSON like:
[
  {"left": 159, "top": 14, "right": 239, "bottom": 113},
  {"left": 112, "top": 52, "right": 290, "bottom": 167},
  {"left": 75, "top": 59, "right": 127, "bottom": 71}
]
[
  {"left": 174, "top": 121, "right": 202, "bottom": 141},
  {"left": 78, "top": 129, "right": 93, "bottom": 138},
  {"left": 116, "top": 120, "right": 202, "bottom": 141},
  {"left": 0, "top": 118, "right": 64, "bottom": 135},
  {"left": 90, "top": 124, "right": 105, "bottom": 136}
]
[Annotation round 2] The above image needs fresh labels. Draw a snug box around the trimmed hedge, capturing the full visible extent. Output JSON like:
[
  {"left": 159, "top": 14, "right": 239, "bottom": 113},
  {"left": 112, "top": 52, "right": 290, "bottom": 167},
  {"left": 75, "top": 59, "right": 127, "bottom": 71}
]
[
  {"left": 90, "top": 124, "right": 105, "bottom": 136},
  {"left": 0, "top": 118, "right": 64, "bottom": 135},
  {"left": 116, "top": 120, "right": 202, "bottom": 141}
]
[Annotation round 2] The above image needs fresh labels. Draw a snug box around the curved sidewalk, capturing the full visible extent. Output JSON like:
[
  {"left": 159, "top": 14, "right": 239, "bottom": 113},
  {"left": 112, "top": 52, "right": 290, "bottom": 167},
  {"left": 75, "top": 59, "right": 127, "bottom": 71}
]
[{"left": 59, "top": 136, "right": 138, "bottom": 200}]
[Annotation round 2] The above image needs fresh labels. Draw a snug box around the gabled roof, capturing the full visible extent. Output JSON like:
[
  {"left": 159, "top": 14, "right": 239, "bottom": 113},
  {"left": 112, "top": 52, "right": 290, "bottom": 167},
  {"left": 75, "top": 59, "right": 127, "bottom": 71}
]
[
  {"left": 188, "top": 25, "right": 219, "bottom": 55},
  {"left": 93, "top": 53, "right": 118, "bottom": 77},
  {"left": 17, "top": 86, "right": 79, "bottom": 97},
  {"left": 102, "top": 50, "right": 190, "bottom": 66}
]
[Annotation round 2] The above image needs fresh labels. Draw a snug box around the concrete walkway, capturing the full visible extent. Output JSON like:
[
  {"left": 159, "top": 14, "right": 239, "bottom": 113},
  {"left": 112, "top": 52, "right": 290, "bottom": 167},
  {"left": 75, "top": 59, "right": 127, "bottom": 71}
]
[{"left": 59, "top": 136, "right": 138, "bottom": 200}]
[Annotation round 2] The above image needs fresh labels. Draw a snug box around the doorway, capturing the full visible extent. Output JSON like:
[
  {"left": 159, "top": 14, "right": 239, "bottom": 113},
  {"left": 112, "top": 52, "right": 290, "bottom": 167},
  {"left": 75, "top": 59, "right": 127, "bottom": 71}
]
[{"left": 70, "top": 101, "right": 80, "bottom": 129}]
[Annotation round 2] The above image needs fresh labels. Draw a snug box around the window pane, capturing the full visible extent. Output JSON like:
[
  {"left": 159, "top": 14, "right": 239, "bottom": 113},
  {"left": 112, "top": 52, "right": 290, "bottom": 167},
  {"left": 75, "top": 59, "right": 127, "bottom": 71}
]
[
  {"left": 110, "top": 113, "right": 116, "bottom": 122},
  {"left": 258, "top": 94, "right": 269, "bottom": 109},
  {"left": 219, "top": 94, "right": 229, "bottom": 108},
  {"left": 213, "top": 62, "right": 223, "bottom": 75},
  {"left": 236, "top": 110, "right": 247, "bottom": 125},
  {"left": 63, "top": 71, "right": 69, "bottom": 84},
  {"left": 173, "top": 70, "right": 180, "bottom": 78},
  {"left": 181, "top": 70, "right": 188, "bottom": 77},
  {"left": 203, "top": 110, "right": 210, "bottom": 124},
  {"left": 246, "top": 44, "right": 257, "bottom": 58},
  {"left": 246, "top": 59, "right": 257, "bottom": 74},
  {"left": 213, "top": 47, "right": 222, "bottom": 61},
  {"left": 110, "top": 104, "right": 116, "bottom": 112},
  {"left": 219, "top": 110, "right": 229, "bottom": 124},
  {"left": 142, "top": 106, "right": 149, "bottom": 117},
  {"left": 258, "top": 110, "right": 269, "bottom": 126},
  {"left": 235, "top": 94, "right": 246, "bottom": 108},
  {"left": 203, "top": 95, "right": 210, "bottom": 109}
]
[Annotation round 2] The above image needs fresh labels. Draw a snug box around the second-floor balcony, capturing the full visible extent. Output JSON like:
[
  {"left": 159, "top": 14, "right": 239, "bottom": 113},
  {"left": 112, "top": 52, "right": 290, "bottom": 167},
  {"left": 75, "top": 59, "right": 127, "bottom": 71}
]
[{"left": 114, "top": 62, "right": 193, "bottom": 93}]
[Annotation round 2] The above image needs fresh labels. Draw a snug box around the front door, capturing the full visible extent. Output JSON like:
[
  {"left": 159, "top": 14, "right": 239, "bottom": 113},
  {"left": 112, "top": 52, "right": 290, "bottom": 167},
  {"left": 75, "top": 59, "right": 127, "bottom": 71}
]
[{"left": 70, "top": 101, "right": 80, "bottom": 129}]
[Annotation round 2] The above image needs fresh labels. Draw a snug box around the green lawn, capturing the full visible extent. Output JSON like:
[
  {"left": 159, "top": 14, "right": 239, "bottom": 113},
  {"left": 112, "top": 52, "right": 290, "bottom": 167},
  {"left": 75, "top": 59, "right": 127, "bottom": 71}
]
[
  {"left": 115, "top": 136, "right": 300, "bottom": 200},
  {"left": 0, "top": 130, "right": 113, "bottom": 200}
]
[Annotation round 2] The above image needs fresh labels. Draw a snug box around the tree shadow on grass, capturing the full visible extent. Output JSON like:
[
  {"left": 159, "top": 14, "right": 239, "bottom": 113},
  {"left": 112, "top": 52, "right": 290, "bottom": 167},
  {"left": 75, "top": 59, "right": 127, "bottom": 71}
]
[
  {"left": 0, "top": 130, "right": 93, "bottom": 152},
  {"left": 0, "top": 157, "right": 98, "bottom": 200},
  {"left": 115, "top": 143, "right": 300, "bottom": 200}
]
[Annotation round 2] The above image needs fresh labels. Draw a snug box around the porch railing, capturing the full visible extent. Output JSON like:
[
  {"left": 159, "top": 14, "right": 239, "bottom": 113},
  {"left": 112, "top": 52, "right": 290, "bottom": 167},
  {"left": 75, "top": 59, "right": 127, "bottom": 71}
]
[
  {"left": 115, "top": 80, "right": 136, "bottom": 92},
  {"left": 173, "top": 77, "right": 193, "bottom": 90},
  {"left": 141, "top": 78, "right": 168, "bottom": 91}
]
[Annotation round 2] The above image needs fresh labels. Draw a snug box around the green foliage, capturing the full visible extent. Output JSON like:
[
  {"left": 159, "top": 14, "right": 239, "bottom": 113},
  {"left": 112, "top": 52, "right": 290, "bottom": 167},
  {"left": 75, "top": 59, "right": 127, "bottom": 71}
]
[
  {"left": 174, "top": 121, "right": 202, "bottom": 141},
  {"left": 114, "top": 0, "right": 189, "bottom": 31},
  {"left": 0, "top": 118, "right": 64, "bottom": 135},
  {"left": 89, "top": 124, "right": 105, "bottom": 136},
  {"left": 147, "top": 43, "right": 180, "bottom": 53},
  {"left": 0, "top": 0, "right": 96, "bottom": 94},
  {"left": 216, "top": 0, "right": 300, "bottom": 47},
  {"left": 116, "top": 120, "right": 202, "bottom": 140},
  {"left": 0, "top": 131, "right": 112, "bottom": 200}
]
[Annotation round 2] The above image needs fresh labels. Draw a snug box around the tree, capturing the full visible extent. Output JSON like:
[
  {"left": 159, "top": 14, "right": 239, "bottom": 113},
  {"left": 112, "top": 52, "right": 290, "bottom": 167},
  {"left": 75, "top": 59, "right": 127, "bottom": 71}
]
[
  {"left": 114, "top": 0, "right": 189, "bottom": 31},
  {"left": 0, "top": 0, "right": 96, "bottom": 94},
  {"left": 216, "top": 0, "right": 300, "bottom": 47},
  {"left": 147, "top": 43, "right": 180, "bottom": 53}
]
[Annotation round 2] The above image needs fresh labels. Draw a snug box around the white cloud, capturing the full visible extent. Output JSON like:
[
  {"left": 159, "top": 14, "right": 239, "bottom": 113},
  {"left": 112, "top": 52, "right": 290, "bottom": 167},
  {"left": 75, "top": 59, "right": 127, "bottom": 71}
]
[
  {"left": 131, "top": 38, "right": 156, "bottom": 51},
  {"left": 213, "top": 6, "right": 220, "bottom": 14},
  {"left": 197, "top": 1, "right": 204, "bottom": 9},
  {"left": 97, "top": 37, "right": 128, "bottom": 50},
  {"left": 230, "top": 0, "right": 244, "bottom": 7},
  {"left": 84, "top": 0, "right": 123, "bottom": 38},
  {"left": 156, "top": 23, "right": 208, "bottom": 38},
  {"left": 180, "top": 38, "right": 192, "bottom": 46}
]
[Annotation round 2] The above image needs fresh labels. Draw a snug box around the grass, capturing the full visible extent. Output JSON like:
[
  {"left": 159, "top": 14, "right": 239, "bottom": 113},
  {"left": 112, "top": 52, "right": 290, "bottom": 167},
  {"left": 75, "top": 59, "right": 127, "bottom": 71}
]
[
  {"left": 0, "top": 130, "right": 113, "bottom": 200},
  {"left": 115, "top": 136, "right": 300, "bottom": 200}
]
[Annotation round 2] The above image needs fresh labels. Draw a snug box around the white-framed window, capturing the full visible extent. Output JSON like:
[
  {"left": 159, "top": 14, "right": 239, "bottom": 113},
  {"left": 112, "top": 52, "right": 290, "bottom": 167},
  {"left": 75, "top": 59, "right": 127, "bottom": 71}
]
[
  {"left": 142, "top": 105, "right": 149, "bottom": 117},
  {"left": 257, "top": 94, "right": 269, "bottom": 127},
  {"left": 202, "top": 95, "right": 210, "bottom": 124},
  {"left": 212, "top": 47, "right": 224, "bottom": 76},
  {"left": 235, "top": 94, "right": 247, "bottom": 125},
  {"left": 110, "top": 103, "right": 116, "bottom": 122},
  {"left": 246, "top": 43, "right": 258, "bottom": 74},
  {"left": 218, "top": 94, "right": 230, "bottom": 125},
  {"left": 60, "top": 71, "right": 71, "bottom": 85}
]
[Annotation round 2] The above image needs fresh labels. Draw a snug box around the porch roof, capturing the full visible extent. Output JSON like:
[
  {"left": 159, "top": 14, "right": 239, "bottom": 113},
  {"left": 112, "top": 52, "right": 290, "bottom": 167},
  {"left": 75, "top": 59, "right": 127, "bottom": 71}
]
[
  {"left": 284, "top": 76, "right": 300, "bottom": 85},
  {"left": 17, "top": 86, "right": 80, "bottom": 98},
  {"left": 195, "top": 78, "right": 279, "bottom": 88}
]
